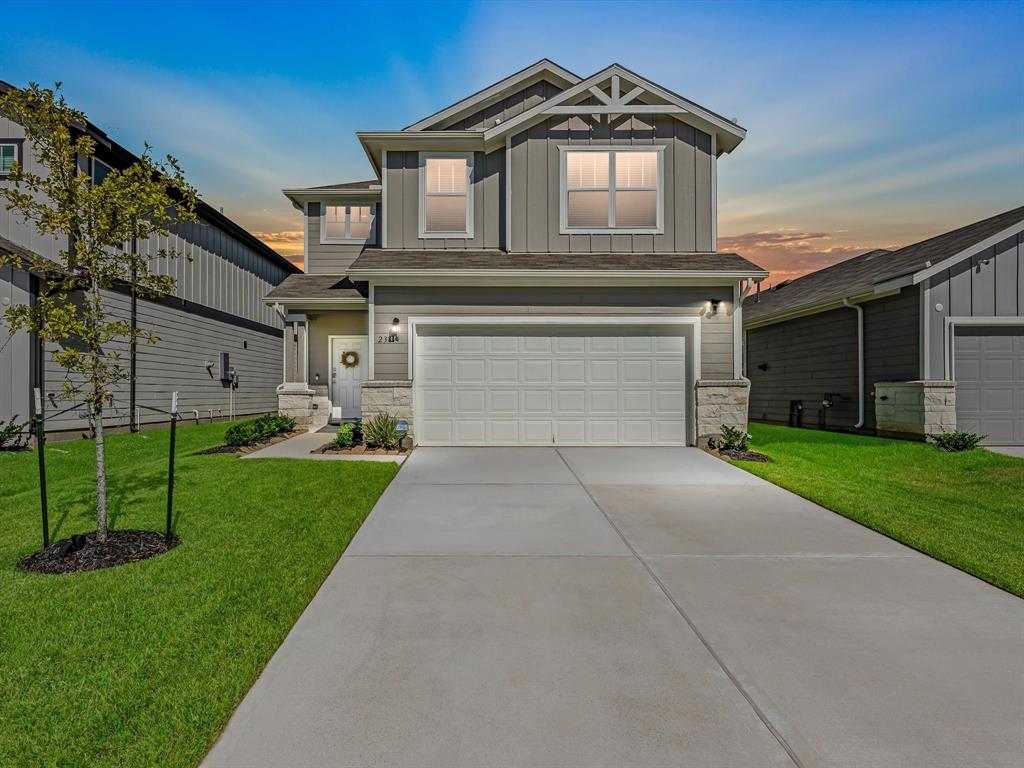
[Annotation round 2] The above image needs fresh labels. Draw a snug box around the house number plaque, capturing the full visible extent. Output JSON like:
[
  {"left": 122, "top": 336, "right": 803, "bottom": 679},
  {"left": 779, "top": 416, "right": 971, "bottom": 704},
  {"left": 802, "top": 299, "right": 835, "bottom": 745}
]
[{"left": 377, "top": 334, "right": 401, "bottom": 343}]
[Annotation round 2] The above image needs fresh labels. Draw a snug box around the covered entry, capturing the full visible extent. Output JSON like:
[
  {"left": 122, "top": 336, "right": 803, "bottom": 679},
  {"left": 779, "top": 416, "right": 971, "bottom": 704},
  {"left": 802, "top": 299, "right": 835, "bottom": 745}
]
[{"left": 411, "top": 318, "right": 695, "bottom": 446}]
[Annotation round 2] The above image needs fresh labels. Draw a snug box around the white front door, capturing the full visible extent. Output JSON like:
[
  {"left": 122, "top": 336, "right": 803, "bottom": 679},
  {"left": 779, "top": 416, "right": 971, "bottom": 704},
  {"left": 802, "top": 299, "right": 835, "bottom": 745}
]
[
  {"left": 415, "top": 327, "right": 688, "bottom": 446},
  {"left": 330, "top": 336, "right": 368, "bottom": 419}
]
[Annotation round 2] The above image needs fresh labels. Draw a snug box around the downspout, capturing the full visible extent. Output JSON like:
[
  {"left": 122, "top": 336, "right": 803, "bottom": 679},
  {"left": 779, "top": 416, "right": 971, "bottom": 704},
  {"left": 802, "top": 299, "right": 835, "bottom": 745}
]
[{"left": 843, "top": 298, "right": 865, "bottom": 429}]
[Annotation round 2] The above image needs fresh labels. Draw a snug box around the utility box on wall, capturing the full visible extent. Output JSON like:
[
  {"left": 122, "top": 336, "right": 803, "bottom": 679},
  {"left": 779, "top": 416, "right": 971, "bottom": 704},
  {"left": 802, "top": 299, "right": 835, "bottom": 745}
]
[{"left": 219, "top": 352, "right": 231, "bottom": 382}]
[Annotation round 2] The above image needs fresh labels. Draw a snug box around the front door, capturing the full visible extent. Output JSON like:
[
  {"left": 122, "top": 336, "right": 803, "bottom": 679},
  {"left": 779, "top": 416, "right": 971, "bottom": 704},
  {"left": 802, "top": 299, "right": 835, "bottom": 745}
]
[{"left": 330, "top": 336, "right": 368, "bottom": 419}]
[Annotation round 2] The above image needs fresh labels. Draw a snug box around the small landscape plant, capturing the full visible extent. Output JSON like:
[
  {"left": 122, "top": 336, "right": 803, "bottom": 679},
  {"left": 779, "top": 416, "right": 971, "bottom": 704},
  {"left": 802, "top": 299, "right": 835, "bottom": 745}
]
[
  {"left": 362, "top": 412, "right": 401, "bottom": 450},
  {"left": 0, "top": 415, "right": 30, "bottom": 450},
  {"left": 719, "top": 424, "right": 752, "bottom": 451},
  {"left": 931, "top": 429, "right": 985, "bottom": 453},
  {"left": 224, "top": 413, "right": 296, "bottom": 447},
  {"left": 332, "top": 422, "right": 360, "bottom": 448}
]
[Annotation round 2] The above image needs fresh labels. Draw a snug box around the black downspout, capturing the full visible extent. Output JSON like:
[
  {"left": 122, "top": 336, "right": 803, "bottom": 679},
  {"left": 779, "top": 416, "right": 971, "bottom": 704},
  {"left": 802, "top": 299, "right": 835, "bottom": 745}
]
[{"left": 129, "top": 237, "right": 138, "bottom": 432}]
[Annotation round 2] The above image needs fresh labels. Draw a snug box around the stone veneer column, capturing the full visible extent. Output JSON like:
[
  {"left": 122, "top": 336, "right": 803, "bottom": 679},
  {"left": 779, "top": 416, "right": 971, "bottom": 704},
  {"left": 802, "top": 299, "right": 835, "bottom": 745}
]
[
  {"left": 276, "top": 382, "right": 316, "bottom": 428},
  {"left": 361, "top": 380, "right": 413, "bottom": 439},
  {"left": 874, "top": 381, "right": 956, "bottom": 439},
  {"left": 694, "top": 379, "right": 751, "bottom": 447}
]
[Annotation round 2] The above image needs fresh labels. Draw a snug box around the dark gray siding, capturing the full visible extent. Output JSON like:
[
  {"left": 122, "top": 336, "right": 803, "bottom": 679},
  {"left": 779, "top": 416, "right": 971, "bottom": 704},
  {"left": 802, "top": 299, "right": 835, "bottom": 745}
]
[
  {"left": 508, "top": 115, "right": 714, "bottom": 253},
  {"left": 435, "top": 79, "right": 562, "bottom": 131},
  {"left": 40, "top": 288, "right": 282, "bottom": 433},
  {"left": 0, "top": 265, "right": 33, "bottom": 426},
  {"left": 304, "top": 201, "right": 380, "bottom": 275},
  {"left": 384, "top": 149, "right": 505, "bottom": 250},
  {"left": 746, "top": 288, "right": 920, "bottom": 431},
  {"left": 373, "top": 285, "right": 735, "bottom": 381},
  {"left": 924, "top": 231, "right": 1024, "bottom": 379}
]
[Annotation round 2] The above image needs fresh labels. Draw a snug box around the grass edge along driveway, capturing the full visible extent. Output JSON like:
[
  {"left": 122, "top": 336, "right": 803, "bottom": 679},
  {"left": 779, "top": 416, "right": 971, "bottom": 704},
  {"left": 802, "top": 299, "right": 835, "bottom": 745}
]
[
  {"left": 733, "top": 423, "right": 1024, "bottom": 599},
  {"left": 0, "top": 422, "right": 398, "bottom": 768}
]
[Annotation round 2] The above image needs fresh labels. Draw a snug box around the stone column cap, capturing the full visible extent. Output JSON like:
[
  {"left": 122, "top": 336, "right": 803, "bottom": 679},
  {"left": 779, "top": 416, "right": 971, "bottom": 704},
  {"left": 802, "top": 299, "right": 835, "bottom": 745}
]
[
  {"left": 277, "top": 383, "right": 315, "bottom": 395},
  {"left": 363, "top": 380, "right": 413, "bottom": 387}
]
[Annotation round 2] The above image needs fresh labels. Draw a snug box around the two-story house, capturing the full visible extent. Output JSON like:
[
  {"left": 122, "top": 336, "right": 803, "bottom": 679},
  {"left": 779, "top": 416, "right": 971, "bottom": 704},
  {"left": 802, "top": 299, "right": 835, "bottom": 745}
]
[
  {"left": 0, "top": 80, "right": 299, "bottom": 436},
  {"left": 267, "top": 60, "right": 767, "bottom": 446}
]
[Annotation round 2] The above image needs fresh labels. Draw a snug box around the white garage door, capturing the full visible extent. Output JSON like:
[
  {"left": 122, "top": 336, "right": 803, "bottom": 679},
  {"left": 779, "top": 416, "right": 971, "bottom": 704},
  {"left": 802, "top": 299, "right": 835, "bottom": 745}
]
[
  {"left": 414, "top": 326, "right": 688, "bottom": 446},
  {"left": 955, "top": 326, "right": 1024, "bottom": 445}
]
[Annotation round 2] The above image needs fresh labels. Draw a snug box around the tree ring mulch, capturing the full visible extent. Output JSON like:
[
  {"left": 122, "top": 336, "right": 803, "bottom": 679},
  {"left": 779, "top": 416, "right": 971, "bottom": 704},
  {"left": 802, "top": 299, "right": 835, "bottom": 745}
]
[
  {"left": 17, "top": 530, "right": 180, "bottom": 575},
  {"left": 719, "top": 448, "right": 773, "bottom": 463}
]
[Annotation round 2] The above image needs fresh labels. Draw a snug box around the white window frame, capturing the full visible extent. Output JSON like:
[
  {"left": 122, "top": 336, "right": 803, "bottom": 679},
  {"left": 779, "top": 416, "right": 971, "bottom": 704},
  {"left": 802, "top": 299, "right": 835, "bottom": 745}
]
[
  {"left": 0, "top": 140, "right": 24, "bottom": 177},
  {"left": 418, "top": 151, "right": 474, "bottom": 239},
  {"left": 558, "top": 145, "right": 665, "bottom": 235},
  {"left": 319, "top": 203, "right": 378, "bottom": 245}
]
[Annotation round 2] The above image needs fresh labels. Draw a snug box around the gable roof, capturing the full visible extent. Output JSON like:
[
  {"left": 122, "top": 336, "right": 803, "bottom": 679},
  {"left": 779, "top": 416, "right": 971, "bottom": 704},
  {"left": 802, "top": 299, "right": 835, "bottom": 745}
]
[
  {"left": 744, "top": 206, "right": 1024, "bottom": 327},
  {"left": 403, "top": 59, "right": 580, "bottom": 132},
  {"left": 481, "top": 63, "right": 747, "bottom": 154}
]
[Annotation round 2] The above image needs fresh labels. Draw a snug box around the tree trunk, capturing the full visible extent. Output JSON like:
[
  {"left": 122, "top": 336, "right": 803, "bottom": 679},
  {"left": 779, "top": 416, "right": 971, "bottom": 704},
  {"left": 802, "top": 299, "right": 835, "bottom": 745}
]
[{"left": 94, "top": 404, "right": 108, "bottom": 543}]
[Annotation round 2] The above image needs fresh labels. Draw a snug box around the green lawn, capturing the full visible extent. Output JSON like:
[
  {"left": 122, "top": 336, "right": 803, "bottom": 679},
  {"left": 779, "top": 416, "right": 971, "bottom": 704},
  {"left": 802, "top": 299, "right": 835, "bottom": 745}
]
[
  {"left": 0, "top": 422, "right": 398, "bottom": 768},
  {"left": 735, "top": 423, "right": 1024, "bottom": 598}
]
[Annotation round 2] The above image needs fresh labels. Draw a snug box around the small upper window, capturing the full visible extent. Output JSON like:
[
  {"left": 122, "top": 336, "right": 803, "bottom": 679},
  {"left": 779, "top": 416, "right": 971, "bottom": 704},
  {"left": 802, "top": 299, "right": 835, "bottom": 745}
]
[
  {"left": 561, "top": 147, "right": 663, "bottom": 233},
  {"left": 0, "top": 141, "right": 23, "bottom": 176},
  {"left": 320, "top": 204, "right": 376, "bottom": 244},
  {"left": 91, "top": 158, "right": 113, "bottom": 185},
  {"left": 419, "top": 152, "right": 473, "bottom": 238}
]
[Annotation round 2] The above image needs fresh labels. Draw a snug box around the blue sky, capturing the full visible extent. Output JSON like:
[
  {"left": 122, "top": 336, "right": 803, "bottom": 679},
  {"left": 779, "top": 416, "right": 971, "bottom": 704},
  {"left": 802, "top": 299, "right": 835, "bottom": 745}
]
[{"left": 2, "top": 0, "right": 1021, "bottom": 279}]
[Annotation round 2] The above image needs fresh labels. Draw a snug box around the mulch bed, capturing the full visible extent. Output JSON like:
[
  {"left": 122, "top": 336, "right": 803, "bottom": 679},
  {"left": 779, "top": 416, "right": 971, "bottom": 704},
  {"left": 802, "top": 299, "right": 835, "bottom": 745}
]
[
  {"left": 718, "top": 448, "right": 773, "bottom": 463},
  {"left": 194, "top": 429, "right": 304, "bottom": 456},
  {"left": 17, "top": 530, "right": 180, "bottom": 575},
  {"left": 314, "top": 443, "right": 409, "bottom": 456}
]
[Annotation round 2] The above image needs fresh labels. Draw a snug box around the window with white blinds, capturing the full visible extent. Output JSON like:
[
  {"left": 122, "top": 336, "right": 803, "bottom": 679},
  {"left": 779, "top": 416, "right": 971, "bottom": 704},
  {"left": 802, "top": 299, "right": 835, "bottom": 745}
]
[
  {"left": 561, "top": 147, "right": 663, "bottom": 233},
  {"left": 321, "top": 204, "right": 376, "bottom": 244},
  {"left": 420, "top": 152, "right": 474, "bottom": 238}
]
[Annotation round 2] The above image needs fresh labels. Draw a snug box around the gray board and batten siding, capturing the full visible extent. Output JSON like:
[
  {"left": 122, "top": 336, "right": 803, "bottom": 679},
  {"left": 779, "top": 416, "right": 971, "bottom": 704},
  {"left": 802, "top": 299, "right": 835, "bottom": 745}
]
[
  {"left": 305, "top": 201, "right": 382, "bottom": 275},
  {"left": 924, "top": 230, "right": 1024, "bottom": 379},
  {"left": 371, "top": 285, "right": 736, "bottom": 382},
  {"left": 745, "top": 287, "right": 920, "bottom": 431}
]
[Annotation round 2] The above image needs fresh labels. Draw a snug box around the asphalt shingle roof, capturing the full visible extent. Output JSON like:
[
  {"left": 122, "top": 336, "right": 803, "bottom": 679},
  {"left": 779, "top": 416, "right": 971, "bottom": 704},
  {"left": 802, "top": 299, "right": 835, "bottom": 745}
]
[
  {"left": 745, "top": 206, "right": 1024, "bottom": 324},
  {"left": 265, "top": 274, "right": 366, "bottom": 300}
]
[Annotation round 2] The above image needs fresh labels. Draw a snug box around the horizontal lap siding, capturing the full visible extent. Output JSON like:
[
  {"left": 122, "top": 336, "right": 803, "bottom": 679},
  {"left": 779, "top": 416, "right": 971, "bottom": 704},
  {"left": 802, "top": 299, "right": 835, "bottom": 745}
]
[
  {"left": 746, "top": 288, "right": 920, "bottom": 430},
  {"left": 508, "top": 115, "right": 712, "bottom": 253},
  {"left": 41, "top": 290, "right": 283, "bottom": 433},
  {"left": 925, "top": 232, "right": 1024, "bottom": 379},
  {"left": 373, "top": 286, "right": 734, "bottom": 380}
]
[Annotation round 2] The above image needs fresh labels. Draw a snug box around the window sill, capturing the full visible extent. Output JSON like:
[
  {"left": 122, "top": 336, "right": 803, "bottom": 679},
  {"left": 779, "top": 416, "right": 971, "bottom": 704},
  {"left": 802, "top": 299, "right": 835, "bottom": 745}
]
[
  {"left": 320, "top": 238, "right": 374, "bottom": 246},
  {"left": 560, "top": 228, "right": 664, "bottom": 236},
  {"left": 419, "top": 232, "right": 474, "bottom": 239}
]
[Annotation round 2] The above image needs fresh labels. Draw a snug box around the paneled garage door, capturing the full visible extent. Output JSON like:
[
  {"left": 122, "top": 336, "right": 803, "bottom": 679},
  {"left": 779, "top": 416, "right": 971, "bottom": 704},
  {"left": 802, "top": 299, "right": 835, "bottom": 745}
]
[
  {"left": 415, "top": 327, "right": 688, "bottom": 446},
  {"left": 954, "top": 326, "right": 1024, "bottom": 445}
]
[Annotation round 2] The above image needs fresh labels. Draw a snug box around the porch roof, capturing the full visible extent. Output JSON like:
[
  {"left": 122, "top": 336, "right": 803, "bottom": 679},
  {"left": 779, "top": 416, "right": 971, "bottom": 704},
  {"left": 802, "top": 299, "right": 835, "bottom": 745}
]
[{"left": 264, "top": 274, "right": 367, "bottom": 302}]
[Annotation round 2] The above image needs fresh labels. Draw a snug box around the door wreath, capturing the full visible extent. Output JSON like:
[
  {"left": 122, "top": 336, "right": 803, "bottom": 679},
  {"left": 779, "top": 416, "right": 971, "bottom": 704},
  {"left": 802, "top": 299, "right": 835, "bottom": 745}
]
[{"left": 340, "top": 350, "right": 360, "bottom": 369}]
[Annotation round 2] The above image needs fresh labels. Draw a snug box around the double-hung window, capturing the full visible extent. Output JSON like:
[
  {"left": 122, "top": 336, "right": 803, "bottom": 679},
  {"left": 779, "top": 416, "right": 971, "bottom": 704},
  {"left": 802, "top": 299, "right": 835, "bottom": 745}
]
[
  {"left": 560, "top": 147, "right": 664, "bottom": 233},
  {"left": 0, "top": 140, "right": 24, "bottom": 176},
  {"left": 419, "top": 152, "right": 474, "bottom": 238},
  {"left": 320, "top": 204, "right": 376, "bottom": 244}
]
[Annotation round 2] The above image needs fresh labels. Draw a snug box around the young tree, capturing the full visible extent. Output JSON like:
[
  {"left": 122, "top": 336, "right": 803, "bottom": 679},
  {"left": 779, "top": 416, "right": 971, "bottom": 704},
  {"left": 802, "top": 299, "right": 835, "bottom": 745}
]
[{"left": 0, "top": 83, "right": 197, "bottom": 543}]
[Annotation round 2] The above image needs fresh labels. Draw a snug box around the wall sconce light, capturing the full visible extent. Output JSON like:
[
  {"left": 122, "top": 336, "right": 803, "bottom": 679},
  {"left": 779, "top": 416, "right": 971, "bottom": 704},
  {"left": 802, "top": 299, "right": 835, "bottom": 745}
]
[
  {"left": 391, "top": 317, "right": 401, "bottom": 334},
  {"left": 708, "top": 299, "right": 720, "bottom": 316},
  {"left": 757, "top": 363, "right": 769, "bottom": 372}
]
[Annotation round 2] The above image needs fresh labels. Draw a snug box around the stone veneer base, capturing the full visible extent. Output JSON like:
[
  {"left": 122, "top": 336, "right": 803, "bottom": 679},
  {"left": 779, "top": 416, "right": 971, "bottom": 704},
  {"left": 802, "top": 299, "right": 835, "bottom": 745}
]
[
  {"left": 694, "top": 379, "right": 750, "bottom": 447},
  {"left": 874, "top": 381, "right": 956, "bottom": 439},
  {"left": 362, "top": 380, "right": 414, "bottom": 440}
]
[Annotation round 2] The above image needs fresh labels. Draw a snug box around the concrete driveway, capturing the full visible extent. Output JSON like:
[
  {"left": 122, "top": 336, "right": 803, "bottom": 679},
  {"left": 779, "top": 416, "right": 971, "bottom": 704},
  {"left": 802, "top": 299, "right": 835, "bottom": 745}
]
[{"left": 204, "top": 448, "right": 1023, "bottom": 768}]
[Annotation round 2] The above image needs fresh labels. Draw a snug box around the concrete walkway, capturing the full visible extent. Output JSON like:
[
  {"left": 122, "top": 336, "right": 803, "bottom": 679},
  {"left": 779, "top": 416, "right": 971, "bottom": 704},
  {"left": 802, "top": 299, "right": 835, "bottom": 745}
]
[
  {"left": 988, "top": 445, "right": 1024, "bottom": 458},
  {"left": 240, "top": 431, "right": 406, "bottom": 463},
  {"left": 205, "top": 448, "right": 1023, "bottom": 768}
]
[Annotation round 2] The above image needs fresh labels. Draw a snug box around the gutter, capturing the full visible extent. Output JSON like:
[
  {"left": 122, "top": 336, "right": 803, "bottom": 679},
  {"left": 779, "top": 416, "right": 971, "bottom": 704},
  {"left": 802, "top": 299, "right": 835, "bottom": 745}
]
[{"left": 843, "top": 298, "right": 865, "bottom": 429}]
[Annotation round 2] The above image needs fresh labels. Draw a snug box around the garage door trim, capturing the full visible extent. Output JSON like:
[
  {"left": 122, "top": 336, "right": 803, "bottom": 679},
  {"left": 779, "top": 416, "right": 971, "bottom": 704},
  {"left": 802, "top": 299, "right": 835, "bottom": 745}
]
[
  {"left": 944, "top": 316, "right": 1024, "bottom": 379},
  {"left": 409, "top": 315, "right": 701, "bottom": 446}
]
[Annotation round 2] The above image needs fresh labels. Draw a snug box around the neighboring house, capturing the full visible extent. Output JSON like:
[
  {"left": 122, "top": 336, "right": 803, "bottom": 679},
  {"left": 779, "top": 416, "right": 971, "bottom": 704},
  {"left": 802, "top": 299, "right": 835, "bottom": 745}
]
[
  {"left": 744, "top": 207, "right": 1024, "bottom": 445},
  {"left": 268, "top": 59, "right": 767, "bottom": 446},
  {"left": 0, "top": 81, "right": 299, "bottom": 436}
]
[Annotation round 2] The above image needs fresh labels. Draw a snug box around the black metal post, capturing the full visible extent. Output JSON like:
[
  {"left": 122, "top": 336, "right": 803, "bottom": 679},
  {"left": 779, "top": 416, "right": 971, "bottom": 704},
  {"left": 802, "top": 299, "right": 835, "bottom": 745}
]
[
  {"left": 166, "top": 392, "right": 178, "bottom": 542},
  {"left": 34, "top": 388, "right": 48, "bottom": 549}
]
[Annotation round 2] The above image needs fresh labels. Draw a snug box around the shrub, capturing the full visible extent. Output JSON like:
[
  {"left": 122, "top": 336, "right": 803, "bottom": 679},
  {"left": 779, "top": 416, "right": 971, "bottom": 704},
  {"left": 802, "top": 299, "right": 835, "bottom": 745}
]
[
  {"left": 0, "top": 415, "right": 29, "bottom": 450},
  {"left": 362, "top": 412, "right": 400, "bottom": 450},
  {"left": 333, "top": 422, "right": 359, "bottom": 448},
  {"left": 719, "top": 424, "right": 751, "bottom": 451},
  {"left": 931, "top": 429, "right": 985, "bottom": 453},
  {"left": 224, "top": 413, "right": 296, "bottom": 447}
]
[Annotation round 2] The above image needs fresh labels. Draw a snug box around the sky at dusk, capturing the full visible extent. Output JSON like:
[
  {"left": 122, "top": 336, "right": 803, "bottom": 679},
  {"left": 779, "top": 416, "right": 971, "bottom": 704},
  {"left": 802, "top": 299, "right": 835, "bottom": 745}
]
[{"left": 1, "top": 0, "right": 1021, "bottom": 282}]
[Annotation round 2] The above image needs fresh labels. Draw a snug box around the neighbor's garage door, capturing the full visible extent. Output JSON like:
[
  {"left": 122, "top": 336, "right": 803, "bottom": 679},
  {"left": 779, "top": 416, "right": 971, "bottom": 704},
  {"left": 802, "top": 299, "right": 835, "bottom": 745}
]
[
  {"left": 415, "top": 327, "right": 687, "bottom": 446},
  {"left": 954, "top": 326, "right": 1024, "bottom": 445}
]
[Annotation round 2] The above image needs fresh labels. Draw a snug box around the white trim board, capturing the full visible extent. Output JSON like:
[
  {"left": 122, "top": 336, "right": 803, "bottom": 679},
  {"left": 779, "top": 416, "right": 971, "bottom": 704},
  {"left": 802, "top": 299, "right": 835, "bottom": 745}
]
[{"left": 417, "top": 150, "right": 475, "bottom": 240}]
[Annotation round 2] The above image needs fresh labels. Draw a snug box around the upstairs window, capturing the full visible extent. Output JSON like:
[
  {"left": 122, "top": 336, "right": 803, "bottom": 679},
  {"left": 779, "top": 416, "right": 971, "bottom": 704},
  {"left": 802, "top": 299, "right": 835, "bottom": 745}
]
[
  {"left": 321, "top": 204, "right": 376, "bottom": 244},
  {"left": 560, "top": 147, "right": 663, "bottom": 233},
  {"left": 91, "top": 158, "right": 113, "bottom": 185},
  {"left": 0, "top": 141, "right": 23, "bottom": 176},
  {"left": 419, "top": 152, "right": 474, "bottom": 238}
]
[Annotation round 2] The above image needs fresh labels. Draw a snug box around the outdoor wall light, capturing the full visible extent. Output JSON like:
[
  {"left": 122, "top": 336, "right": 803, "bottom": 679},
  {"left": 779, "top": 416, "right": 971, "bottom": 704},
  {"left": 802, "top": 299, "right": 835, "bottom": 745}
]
[
  {"left": 708, "top": 299, "right": 720, "bottom": 316},
  {"left": 391, "top": 317, "right": 401, "bottom": 333},
  {"left": 757, "top": 363, "right": 769, "bottom": 372}
]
